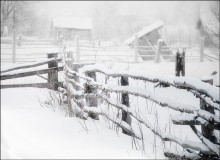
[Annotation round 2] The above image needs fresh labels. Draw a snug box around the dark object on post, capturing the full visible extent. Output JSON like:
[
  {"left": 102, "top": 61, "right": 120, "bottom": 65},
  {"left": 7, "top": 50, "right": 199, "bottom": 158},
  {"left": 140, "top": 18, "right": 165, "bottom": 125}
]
[
  {"left": 47, "top": 53, "right": 59, "bottom": 91},
  {"left": 85, "top": 71, "right": 99, "bottom": 120},
  {"left": 175, "top": 49, "right": 185, "bottom": 76},
  {"left": 121, "top": 76, "right": 132, "bottom": 135},
  {"left": 200, "top": 78, "right": 217, "bottom": 143}
]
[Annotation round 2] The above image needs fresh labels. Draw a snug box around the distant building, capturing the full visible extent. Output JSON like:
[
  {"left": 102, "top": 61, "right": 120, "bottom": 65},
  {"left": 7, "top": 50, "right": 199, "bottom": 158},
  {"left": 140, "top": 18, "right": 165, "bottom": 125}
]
[
  {"left": 50, "top": 16, "right": 92, "bottom": 41},
  {"left": 124, "top": 20, "right": 172, "bottom": 60}
]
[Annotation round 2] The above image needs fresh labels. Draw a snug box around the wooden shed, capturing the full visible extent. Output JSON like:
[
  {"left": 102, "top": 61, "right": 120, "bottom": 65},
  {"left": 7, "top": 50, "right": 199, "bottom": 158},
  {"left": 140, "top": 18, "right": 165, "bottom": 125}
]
[
  {"left": 124, "top": 20, "right": 173, "bottom": 60},
  {"left": 50, "top": 16, "right": 92, "bottom": 42}
]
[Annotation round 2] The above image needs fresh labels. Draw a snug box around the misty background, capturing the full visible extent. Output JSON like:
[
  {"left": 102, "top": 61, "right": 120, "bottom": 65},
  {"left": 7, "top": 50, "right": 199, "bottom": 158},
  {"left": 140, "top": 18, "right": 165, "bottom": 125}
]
[{"left": 1, "top": 1, "right": 219, "bottom": 47}]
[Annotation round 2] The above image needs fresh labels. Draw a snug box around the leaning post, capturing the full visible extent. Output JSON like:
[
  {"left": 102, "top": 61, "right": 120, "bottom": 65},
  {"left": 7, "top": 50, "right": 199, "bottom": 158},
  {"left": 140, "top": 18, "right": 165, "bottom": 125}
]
[{"left": 47, "top": 53, "right": 59, "bottom": 91}]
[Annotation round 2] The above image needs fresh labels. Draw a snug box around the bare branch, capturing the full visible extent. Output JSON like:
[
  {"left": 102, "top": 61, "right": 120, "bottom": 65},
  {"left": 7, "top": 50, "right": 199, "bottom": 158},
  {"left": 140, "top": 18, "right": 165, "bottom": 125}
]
[{"left": 190, "top": 125, "right": 220, "bottom": 156}]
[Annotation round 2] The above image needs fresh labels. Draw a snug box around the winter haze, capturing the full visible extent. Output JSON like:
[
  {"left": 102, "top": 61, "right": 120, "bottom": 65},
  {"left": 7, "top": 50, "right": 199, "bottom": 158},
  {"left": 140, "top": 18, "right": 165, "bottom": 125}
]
[{"left": 1, "top": 1, "right": 219, "bottom": 159}]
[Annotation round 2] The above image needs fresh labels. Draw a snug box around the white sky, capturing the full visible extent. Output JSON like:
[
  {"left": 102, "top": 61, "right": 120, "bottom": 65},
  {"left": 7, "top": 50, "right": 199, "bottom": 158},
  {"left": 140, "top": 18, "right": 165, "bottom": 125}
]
[
  {"left": 46, "top": 1, "right": 208, "bottom": 16},
  {"left": 45, "top": 1, "right": 211, "bottom": 25}
]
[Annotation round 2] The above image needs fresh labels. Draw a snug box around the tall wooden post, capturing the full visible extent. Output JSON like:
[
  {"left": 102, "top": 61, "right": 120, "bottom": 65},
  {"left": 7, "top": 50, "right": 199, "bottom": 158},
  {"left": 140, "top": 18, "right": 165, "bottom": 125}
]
[
  {"left": 12, "top": 29, "right": 16, "bottom": 63},
  {"left": 47, "top": 53, "right": 59, "bottom": 91},
  {"left": 175, "top": 51, "right": 181, "bottom": 76},
  {"left": 200, "top": 37, "right": 205, "bottom": 62},
  {"left": 200, "top": 78, "right": 216, "bottom": 143},
  {"left": 155, "top": 39, "right": 163, "bottom": 63},
  {"left": 85, "top": 71, "right": 99, "bottom": 120},
  {"left": 134, "top": 34, "right": 138, "bottom": 63},
  {"left": 121, "top": 76, "right": 131, "bottom": 135},
  {"left": 181, "top": 49, "right": 185, "bottom": 76},
  {"left": 75, "top": 35, "right": 80, "bottom": 62}
]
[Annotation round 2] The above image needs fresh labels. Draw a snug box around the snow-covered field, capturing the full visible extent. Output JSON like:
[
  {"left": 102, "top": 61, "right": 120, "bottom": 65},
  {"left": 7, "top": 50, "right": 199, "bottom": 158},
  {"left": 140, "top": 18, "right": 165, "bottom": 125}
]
[
  {"left": 2, "top": 88, "right": 149, "bottom": 159},
  {"left": 1, "top": 44, "right": 219, "bottom": 159}
]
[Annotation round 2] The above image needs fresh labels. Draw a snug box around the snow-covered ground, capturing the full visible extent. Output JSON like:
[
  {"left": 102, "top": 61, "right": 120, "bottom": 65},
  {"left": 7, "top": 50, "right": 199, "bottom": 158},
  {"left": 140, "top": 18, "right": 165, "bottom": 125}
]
[
  {"left": 1, "top": 45, "right": 219, "bottom": 159},
  {"left": 2, "top": 88, "right": 149, "bottom": 159}
]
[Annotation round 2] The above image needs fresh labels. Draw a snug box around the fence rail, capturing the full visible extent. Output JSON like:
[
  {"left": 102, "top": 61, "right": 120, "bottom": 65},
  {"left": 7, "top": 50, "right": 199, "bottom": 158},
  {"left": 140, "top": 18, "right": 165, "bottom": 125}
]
[
  {"left": 1, "top": 36, "right": 219, "bottom": 63},
  {"left": 59, "top": 54, "right": 219, "bottom": 159},
  {"left": 0, "top": 53, "right": 63, "bottom": 90},
  {"left": 0, "top": 50, "right": 219, "bottom": 159}
]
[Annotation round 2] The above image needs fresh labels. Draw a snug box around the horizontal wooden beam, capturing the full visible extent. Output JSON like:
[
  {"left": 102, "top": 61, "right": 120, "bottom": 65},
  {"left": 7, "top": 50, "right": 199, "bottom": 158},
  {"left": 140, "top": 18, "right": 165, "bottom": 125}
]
[
  {"left": 1, "top": 82, "right": 63, "bottom": 89},
  {"left": 1, "top": 66, "right": 63, "bottom": 80},
  {"left": 1, "top": 58, "right": 62, "bottom": 73}
]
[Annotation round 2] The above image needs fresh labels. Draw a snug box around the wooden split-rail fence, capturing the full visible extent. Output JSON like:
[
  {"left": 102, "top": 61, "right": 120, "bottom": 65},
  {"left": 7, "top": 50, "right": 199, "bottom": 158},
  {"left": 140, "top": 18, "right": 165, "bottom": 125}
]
[
  {"left": 63, "top": 36, "right": 219, "bottom": 64},
  {"left": 0, "top": 52, "right": 219, "bottom": 159},
  {"left": 1, "top": 35, "right": 219, "bottom": 64},
  {"left": 1, "top": 53, "right": 63, "bottom": 90}
]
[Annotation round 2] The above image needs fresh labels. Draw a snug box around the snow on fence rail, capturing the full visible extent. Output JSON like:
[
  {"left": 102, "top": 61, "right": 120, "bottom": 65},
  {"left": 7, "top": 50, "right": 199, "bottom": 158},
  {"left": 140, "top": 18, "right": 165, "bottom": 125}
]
[
  {"left": 60, "top": 57, "right": 219, "bottom": 159},
  {"left": 0, "top": 51, "right": 219, "bottom": 159}
]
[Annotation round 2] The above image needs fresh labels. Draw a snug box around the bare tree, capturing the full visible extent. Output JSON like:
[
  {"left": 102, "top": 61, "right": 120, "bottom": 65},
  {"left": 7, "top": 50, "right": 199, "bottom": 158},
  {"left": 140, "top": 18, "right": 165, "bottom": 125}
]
[
  {"left": 200, "top": 1, "right": 219, "bottom": 48},
  {"left": 1, "top": 0, "right": 13, "bottom": 35}
]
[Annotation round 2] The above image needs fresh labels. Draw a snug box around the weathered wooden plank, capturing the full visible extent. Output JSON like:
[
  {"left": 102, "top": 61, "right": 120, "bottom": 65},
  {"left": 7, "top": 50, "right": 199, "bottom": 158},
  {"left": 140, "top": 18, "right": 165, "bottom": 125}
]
[
  {"left": 1, "top": 67, "right": 63, "bottom": 80},
  {"left": 121, "top": 76, "right": 131, "bottom": 135},
  {"left": 1, "top": 58, "right": 61, "bottom": 73},
  {"left": 0, "top": 82, "right": 63, "bottom": 89},
  {"left": 47, "top": 53, "right": 59, "bottom": 91}
]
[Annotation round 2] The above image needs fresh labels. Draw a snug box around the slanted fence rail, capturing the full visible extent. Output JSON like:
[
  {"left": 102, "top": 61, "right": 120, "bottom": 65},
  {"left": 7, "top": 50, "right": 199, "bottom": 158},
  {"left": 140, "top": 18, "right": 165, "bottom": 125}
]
[{"left": 59, "top": 54, "right": 219, "bottom": 159}]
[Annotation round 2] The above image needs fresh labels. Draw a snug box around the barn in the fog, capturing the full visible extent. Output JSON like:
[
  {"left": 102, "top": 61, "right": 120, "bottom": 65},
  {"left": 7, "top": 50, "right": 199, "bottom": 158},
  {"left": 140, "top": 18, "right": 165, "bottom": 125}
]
[
  {"left": 50, "top": 16, "right": 92, "bottom": 41},
  {"left": 124, "top": 20, "right": 172, "bottom": 60}
]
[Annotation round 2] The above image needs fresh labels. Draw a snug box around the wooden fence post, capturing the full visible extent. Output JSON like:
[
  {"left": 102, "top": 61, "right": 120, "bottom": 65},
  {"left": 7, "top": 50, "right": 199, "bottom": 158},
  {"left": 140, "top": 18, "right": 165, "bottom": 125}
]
[
  {"left": 134, "top": 34, "right": 138, "bottom": 63},
  {"left": 72, "top": 63, "right": 80, "bottom": 91},
  {"left": 181, "top": 49, "right": 185, "bottom": 76},
  {"left": 175, "top": 49, "right": 185, "bottom": 77},
  {"left": 75, "top": 35, "right": 80, "bottom": 62},
  {"left": 121, "top": 76, "right": 131, "bottom": 135},
  {"left": 67, "top": 51, "right": 80, "bottom": 91},
  {"left": 200, "top": 77, "right": 216, "bottom": 143},
  {"left": 67, "top": 51, "right": 74, "bottom": 68},
  {"left": 175, "top": 51, "right": 181, "bottom": 76},
  {"left": 12, "top": 29, "right": 16, "bottom": 63},
  {"left": 47, "top": 53, "right": 59, "bottom": 91},
  {"left": 85, "top": 71, "right": 99, "bottom": 120},
  {"left": 155, "top": 39, "right": 163, "bottom": 63},
  {"left": 200, "top": 37, "right": 205, "bottom": 62}
]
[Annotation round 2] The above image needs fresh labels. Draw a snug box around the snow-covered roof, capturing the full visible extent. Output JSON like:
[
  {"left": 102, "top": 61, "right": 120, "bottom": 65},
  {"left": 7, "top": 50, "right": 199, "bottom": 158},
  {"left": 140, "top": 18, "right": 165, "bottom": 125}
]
[
  {"left": 124, "top": 20, "right": 164, "bottom": 45},
  {"left": 53, "top": 16, "right": 92, "bottom": 30}
]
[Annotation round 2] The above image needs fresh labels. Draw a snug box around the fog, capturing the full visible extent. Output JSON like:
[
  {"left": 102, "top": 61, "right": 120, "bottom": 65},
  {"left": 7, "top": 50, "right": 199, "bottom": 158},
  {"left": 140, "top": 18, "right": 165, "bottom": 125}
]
[{"left": 1, "top": 1, "right": 219, "bottom": 46}]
